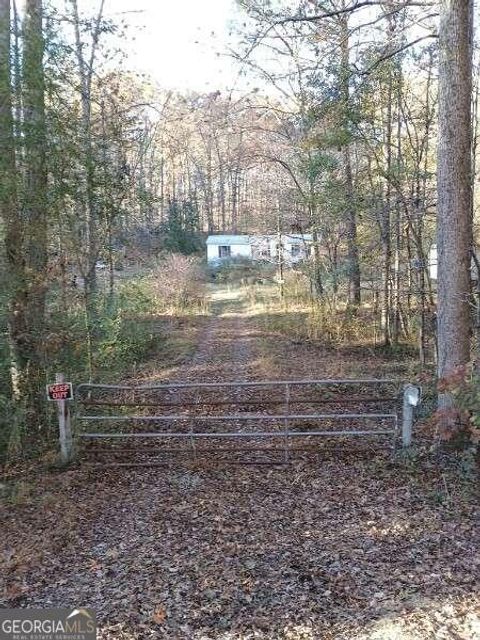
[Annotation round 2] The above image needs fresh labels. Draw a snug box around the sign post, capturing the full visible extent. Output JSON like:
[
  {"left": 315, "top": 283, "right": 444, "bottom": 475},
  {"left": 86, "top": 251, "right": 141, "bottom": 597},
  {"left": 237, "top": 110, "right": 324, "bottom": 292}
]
[
  {"left": 402, "top": 384, "right": 421, "bottom": 447},
  {"left": 47, "top": 374, "right": 73, "bottom": 464}
]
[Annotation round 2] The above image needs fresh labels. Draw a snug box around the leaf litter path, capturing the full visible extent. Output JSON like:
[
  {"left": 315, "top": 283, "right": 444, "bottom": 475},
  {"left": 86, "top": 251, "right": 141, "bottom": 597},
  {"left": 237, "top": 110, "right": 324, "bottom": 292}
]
[{"left": 2, "top": 286, "right": 479, "bottom": 640}]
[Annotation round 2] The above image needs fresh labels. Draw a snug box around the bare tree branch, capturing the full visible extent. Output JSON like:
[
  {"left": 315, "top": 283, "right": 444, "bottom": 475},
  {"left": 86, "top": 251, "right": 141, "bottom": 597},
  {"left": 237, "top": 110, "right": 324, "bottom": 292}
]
[
  {"left": 360, "top": 34, "right": 438, "bottom": 75},
  {"left": 272, "top": 1, "right": 435, "bottom": 26}
]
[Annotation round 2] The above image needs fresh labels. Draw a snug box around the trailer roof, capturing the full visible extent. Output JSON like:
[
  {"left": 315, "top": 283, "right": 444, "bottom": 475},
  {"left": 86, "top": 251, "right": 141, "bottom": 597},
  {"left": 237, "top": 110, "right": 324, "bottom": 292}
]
[
  {"left": 206, "top": 234, "right": 313, "bottom": 246},
  {"left": 206, "top": 235, "right": 252, "bottom": 246}
]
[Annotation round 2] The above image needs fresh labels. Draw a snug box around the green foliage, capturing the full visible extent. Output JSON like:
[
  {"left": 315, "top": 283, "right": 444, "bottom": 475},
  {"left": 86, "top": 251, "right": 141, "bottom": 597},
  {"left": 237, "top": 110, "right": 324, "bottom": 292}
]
[
  {"left": 315, "top": 127, "right": 352, "bottom": 150},
  {"left": 118, "top": 278, "right": 158, "bottom": 316},
  {"left": 0, "top": 261, "right": 209, "bottom": 463},
  {"left": 162, "top": 199, "right": 202, "bottom": 255},
  {"left": 298, "top": 151, "right": 337, "bottom": 183},
  {"left": 94, "top": 281, "right": 159, "bottom": 373},
  {"left": 45, "top": 279, "right": 161, "bottom": 384}
]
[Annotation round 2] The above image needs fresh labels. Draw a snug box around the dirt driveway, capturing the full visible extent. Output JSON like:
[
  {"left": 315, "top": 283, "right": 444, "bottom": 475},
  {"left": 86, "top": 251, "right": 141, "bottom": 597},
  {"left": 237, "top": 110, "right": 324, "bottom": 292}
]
[{"left": 1, "top": 286, "right": 479, "bottom": 640}]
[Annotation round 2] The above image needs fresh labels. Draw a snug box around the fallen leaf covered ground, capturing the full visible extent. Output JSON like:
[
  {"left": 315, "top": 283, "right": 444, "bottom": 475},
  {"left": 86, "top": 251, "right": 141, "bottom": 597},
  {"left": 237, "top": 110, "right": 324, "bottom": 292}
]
[{"left": 1, "top": 286, "right": 479, "bottom": 639}]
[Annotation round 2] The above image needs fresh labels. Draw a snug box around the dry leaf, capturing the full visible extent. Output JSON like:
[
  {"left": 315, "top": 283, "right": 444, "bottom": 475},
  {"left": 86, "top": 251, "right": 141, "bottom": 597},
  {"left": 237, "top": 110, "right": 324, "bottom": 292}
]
[{"left": 152, "top": 605, "right": 166, "bottom": 624}]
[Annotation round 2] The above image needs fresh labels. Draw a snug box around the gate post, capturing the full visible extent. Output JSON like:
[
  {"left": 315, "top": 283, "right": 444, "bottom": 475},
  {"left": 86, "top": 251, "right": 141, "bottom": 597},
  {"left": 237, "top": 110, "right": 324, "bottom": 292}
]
[
  {"left": 57, "top": 372, "right": 73, "bottom": 463},
  {"left": 402, "top": 384, "right": 421, "bottom": 447}
]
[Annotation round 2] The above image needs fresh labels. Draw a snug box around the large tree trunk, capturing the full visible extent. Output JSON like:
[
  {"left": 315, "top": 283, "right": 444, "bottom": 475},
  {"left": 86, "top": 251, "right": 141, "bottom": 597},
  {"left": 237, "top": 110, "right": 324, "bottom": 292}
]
[
  {"left": 437, "top": 0, "right": 474, "bottom": 410},
  {"left": 23, "top": 0, "right": 48, "bottom": 435},
  {"left": 0, "top": 0, "right": 26, "bottom": 398}
]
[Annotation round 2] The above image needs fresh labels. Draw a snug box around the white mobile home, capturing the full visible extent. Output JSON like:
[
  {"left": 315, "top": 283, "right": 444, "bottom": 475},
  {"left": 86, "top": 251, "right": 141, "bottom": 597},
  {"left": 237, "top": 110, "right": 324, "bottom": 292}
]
[
  {"left": 206, "top": 235, "right": 253, "bottom": 264},
  {"left": 270, "top": 234, "right": 313, "bottom": 264},
  {"left": 206, "top": 234, "right": 313, "bottom": 266}
]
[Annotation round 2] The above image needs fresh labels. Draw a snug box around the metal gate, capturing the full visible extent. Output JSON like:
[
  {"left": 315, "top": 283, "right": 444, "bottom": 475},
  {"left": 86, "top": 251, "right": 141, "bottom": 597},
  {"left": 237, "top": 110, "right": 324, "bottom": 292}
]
[{"left": 73, "top": 379, "right": 419, "bottom": 466}]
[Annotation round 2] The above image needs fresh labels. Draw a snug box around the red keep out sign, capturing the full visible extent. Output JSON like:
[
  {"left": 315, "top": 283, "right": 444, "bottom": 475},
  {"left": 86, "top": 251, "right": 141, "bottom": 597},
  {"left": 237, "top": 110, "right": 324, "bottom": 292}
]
[{"left": 47, "top": 382, "right": 74, "bottom": 401}]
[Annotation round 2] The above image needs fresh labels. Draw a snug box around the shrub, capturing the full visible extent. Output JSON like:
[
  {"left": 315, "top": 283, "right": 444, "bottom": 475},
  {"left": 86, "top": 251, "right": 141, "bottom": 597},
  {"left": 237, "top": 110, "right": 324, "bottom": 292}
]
[
  {"left": 211, "top": 257, "right": 276, "bottom": 285},
  {"left": 152, "top": 254, "right": 206, "bottom": 312}
]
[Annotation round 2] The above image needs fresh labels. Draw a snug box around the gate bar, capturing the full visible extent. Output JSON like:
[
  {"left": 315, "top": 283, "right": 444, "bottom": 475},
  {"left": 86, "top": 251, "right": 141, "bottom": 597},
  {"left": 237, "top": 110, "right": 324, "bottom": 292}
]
[
  {"left": 77, "top": 412, "right": 397, "bottom": 422},
  {"left": 79, "top": 429, "right": 396, "bottom": 439},
  {"left": 79, "top": 397, "right": 397, "bottom": 407},
  {"left": 77, "top": 378, "right": 397, "bottom": 392}
]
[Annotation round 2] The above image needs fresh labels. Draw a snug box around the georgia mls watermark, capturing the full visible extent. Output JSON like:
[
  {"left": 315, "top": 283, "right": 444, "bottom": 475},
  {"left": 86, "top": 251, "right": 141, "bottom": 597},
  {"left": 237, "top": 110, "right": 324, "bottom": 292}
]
[{"left": 0, "top": 608, "right": 96, "bottom": 640}]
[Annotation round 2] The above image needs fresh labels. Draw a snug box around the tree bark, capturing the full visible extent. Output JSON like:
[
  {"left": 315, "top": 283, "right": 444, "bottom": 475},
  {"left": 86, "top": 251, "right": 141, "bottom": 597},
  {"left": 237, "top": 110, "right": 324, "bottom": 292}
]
[
  {"left": 70, "top": 0, "right": 106, "bottom": 374},
  {"left": 339, "top": 12, "right": 361, "bottom": 307},
  {"left": 437, "top": 0, "right": 474, "bottom": 409},
  {"left": 0, "top": 0, "right": 26, "bottom": 398},
  {"left": 23, "top": 0, "right": 48, "bottom": 433},
  {"left": 382, "top": 56, "right": 393, "bottom": 347}
]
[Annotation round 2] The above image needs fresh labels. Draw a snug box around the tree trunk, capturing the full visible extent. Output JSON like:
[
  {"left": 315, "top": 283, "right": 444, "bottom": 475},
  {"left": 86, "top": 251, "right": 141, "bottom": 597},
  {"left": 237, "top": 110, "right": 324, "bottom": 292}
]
[
  {"left": 392, "top": 57, "right": 403, "bottom": 345},
  {"left": 70, "top": 0, "right": 107, "bottom": 374},
  {"left": 0, "top": 0, "right": 26, "bottom": 398},
  {"left": 23, "top": 0, "right": 48, "bottom": 435},
  {"left": 231, "top": 168, "right": 240, "bottom": 233},
  {"left": 311, "top": 228, "right": 324, "bottom": 298},
  {"left": 344, "top": 146, "right": 361, "bottom": 307},
  {"left": 471, "top": 59, "right": 480, "bottom": 360},
  {"left": 339, "top": 13, "right": 361, "bottom": 307},
  {"left": 72, "top": 0, "right": 98, "bottom": 290},
  {"left": 276, "top": 221, "right": 285, "bottom": 301},
  {"left": 437, "top": 0, "right": 474, "bottom": 410},
  {"left": 12, "top": 1, "right": 22, "bottom": 143},
  {"left": 382, "top": 65, "right": 393, "bottom": 347}
]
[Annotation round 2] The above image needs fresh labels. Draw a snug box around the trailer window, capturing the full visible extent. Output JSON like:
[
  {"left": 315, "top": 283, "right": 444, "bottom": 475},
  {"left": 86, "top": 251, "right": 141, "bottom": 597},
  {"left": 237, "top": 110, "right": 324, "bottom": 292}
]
[{"left": 219, "top": 246, "right": 231, "bottom": 258}]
